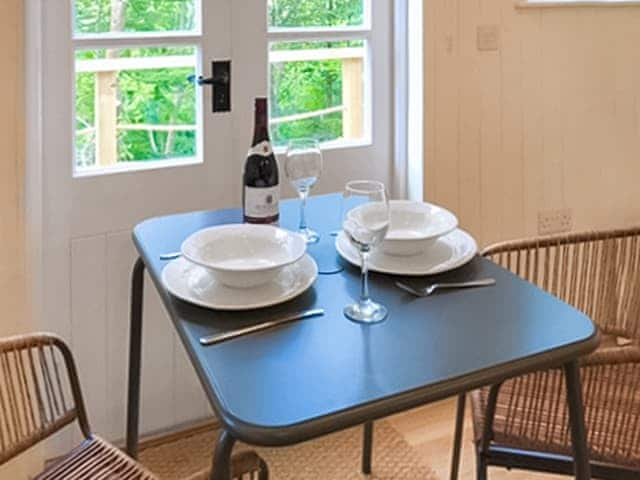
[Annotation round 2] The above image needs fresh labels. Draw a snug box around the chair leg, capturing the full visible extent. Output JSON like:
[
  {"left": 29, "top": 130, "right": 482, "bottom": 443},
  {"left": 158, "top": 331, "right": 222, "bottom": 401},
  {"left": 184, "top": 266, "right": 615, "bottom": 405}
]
[
  {"left": 476, "top": 450, "right": 488, "bottom": 480},
  {"left": 362, "top": 421, "right": 373, "bottom": 475},
  {"left": 210, "top": 430, "right": 237, "bottom": 480},
  {"left": 564, "top": 361, "right": 592, "bottom": 480},
  {"left": 450, "top": 394, "right": 466, "bottom": 480},
  {"left": 257, "top": 457, "right": 269, "bottom": 480}
]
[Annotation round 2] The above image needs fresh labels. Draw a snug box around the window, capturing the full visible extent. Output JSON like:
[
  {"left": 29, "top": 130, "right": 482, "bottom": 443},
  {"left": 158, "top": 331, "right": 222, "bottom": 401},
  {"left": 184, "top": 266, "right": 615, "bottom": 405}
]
[
  {"left": 267, "top": 0, "right": 371, "bottom": 148},
  {"left": 73, "top": 0, "right": 202, "bottom": 174}
]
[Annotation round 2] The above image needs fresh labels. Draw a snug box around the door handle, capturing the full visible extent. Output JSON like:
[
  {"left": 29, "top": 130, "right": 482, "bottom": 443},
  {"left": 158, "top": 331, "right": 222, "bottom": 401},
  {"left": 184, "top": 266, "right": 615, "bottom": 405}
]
[
  {"left": 188, "top": 71, "right": 229, "bottom": 87},
  {"left": 189, "top": 60, "right": 231, "bottom": 113}
]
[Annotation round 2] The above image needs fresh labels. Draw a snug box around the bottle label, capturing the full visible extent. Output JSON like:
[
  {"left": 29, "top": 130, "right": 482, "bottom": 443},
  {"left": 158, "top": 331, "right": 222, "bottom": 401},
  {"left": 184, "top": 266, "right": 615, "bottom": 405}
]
[
  {"left": 244, "top": 185, "right": 279, "bottom": 219},
  {"left": 247, "top": 140, "right": 274, "bottom": 158}
]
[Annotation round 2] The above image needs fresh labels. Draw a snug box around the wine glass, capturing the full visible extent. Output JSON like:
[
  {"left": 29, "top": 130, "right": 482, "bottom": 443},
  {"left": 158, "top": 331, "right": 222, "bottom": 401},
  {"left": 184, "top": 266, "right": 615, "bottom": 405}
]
[
  {"left": 285, "top": 139, "right": 323, "bottom": 244},
  {"left": 342, "top": 180, "right": 390, "bottom": 324}
]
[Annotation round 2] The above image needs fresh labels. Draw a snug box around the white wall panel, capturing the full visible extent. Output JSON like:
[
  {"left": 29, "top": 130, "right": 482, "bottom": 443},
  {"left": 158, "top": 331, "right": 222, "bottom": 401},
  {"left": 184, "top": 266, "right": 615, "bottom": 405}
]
[
  {"left": 105, "top": 231, "right": 138, "bottom": 441},
  {"left": 71, "top": 235, "right": 108, "bottom": 441},
  {"left": 424, "top": 0, "right": 640, "bottom": 246},
  {"left": 69, "top": 231, "right": 213, "bottom": 444}
]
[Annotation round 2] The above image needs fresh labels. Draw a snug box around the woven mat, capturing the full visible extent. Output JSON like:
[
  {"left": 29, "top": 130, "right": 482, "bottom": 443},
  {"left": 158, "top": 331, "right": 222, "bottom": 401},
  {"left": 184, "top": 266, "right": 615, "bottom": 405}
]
[{"left": 140, "top": 420, "right": 438, "bottom": 480}]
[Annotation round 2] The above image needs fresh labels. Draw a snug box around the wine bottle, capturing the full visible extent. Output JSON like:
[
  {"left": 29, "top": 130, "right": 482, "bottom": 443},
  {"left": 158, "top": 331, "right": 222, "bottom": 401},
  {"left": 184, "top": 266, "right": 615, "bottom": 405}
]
[{"left": 243, "top": 98, "right": 280, "bottom": 224}]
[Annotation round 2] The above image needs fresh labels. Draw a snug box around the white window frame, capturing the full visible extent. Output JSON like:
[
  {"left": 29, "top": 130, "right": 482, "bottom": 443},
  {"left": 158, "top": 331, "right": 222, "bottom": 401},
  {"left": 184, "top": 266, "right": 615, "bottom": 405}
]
[
  {"left": 70, "top": 0, "right": 206, "bottom": 177},
  {"left": 266, "top": 1, "right": 373, "bottom": 153}
]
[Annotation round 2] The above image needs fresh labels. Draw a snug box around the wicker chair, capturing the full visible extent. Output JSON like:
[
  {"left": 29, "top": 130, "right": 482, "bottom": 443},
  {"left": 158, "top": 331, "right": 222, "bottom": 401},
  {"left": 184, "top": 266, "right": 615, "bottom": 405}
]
[
  {"left": 0, "top": 333, "right": 268, "bottom": 479},
  {"left": 455, "top": 228, "right": 640, "bottom": 479}
]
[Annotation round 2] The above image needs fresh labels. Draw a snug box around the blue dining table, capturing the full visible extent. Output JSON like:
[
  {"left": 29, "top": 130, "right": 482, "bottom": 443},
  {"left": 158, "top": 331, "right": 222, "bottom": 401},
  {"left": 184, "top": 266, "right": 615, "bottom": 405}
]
[{"left": 125, "top": 193, "right": 599, "bottom": 480}]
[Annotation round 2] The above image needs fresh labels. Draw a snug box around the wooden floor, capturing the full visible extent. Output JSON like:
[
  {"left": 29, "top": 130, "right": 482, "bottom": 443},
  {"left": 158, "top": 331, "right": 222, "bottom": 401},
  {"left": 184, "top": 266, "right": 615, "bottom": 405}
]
[{"left": 387, "top": 398, "right": 567, "bottom": 480}]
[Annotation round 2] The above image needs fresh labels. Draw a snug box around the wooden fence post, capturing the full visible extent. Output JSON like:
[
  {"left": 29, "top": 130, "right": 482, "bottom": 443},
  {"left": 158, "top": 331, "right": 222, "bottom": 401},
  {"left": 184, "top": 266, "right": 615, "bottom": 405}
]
[
  {"left": 342, "top": 57, "right": 364, "bottom": 140},
  {"left": 95, "top": 71, "right": 118, "bottom": 166}
]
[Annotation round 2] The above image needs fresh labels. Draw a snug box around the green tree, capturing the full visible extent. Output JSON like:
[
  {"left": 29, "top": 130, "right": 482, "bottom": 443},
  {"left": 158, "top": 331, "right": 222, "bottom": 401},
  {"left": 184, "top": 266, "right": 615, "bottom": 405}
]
[
  {"left": 268, "top": 0, "right": 363, "bottom": 146},
  {"left": 268, "top": 0, "right": 363, "bottom": 28}
]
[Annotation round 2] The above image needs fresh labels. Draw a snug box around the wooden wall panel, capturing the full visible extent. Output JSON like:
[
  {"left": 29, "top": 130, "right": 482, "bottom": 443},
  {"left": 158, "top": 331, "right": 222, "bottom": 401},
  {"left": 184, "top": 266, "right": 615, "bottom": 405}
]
[
  {"left": 498, "top": 0, "right": 525, "bottom": 241},
  {"left": 431, "top": 0, "right": 460, "bottom": 214},
  {"left": 520, "top": 7, "right": 544, "bottom": 239},
  {"left": 0, "top": 3, "right": 31, "bottom": 477},
  {"left": 477, "top": 0, "right": 504, "bottom": 243},
  {"left": 456, "top": 0, "right": 482, "bottom": 239},
  {"left": 424, "top": 1, "right": 640, "bottom": 247},
  {"left": 0, "top": 0, "right": 25, "bottom": 337},
  {"left": 424, "top": 0, "right": 437, "bottom": 200}
]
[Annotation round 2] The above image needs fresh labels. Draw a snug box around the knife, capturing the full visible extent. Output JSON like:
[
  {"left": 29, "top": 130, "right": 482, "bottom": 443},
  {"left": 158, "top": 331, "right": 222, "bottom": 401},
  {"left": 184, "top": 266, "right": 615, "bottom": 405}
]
[{"left": 199, "top": 308, "right": 325, "bottom": 346}]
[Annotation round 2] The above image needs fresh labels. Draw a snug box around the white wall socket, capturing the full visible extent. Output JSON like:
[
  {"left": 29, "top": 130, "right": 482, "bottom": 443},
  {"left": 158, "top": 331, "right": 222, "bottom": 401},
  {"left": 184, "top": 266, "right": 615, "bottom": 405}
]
[
  {"left": 538, "top": 209, "right": 573, "bottom": 235},
  {"left": 477, "top": 25, "right": 500, "bottom": 52}
]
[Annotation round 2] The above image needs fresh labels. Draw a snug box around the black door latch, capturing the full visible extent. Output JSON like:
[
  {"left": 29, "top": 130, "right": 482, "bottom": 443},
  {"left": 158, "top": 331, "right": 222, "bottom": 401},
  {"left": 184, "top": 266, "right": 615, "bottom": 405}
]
[{"left": 188, "top": 60, "right": 231, "bottom": 113}]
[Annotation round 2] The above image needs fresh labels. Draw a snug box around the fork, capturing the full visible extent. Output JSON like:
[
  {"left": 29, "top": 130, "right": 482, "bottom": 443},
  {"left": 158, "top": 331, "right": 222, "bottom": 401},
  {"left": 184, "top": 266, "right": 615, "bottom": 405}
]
[{"left": 395, "top": 278, "right": 496, "bottom": 297}]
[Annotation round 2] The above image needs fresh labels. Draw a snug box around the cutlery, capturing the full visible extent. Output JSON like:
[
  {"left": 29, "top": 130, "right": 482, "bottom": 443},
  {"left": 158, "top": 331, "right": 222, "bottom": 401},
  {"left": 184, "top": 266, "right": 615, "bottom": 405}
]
[
  {"left": 160, "top": 252, "right": 182, "bottom": 260},
  {"left": 199, "top": 308, "right": 325, "bottom": 346},
  {"left": 395, "top": 278, "right": 496, "bottom": 297}
]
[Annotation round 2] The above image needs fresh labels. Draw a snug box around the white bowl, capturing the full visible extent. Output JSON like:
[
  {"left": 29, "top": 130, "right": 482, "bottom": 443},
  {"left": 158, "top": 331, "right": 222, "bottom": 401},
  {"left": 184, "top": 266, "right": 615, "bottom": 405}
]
[
  {"left": 181, "top": 224, "right": 307, "bottom": 289},
  {"left": 382, "top": 200, "right": 458, "bottom": 256}
]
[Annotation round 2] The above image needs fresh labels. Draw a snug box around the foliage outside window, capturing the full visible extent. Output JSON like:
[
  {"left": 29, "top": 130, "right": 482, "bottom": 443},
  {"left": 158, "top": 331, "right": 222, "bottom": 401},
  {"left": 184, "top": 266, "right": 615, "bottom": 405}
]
[
  {"left": 268, "top": 0, "right": 364, "bottom": 28},
  {"left": 268, "top": 0, "right": 368, "bottom": 148},
  {"left": 73, "top": 0, "right": 367, "bottom": 170},
  {"left": 75, "top": 47, "right": 197, "bottom": 168}
]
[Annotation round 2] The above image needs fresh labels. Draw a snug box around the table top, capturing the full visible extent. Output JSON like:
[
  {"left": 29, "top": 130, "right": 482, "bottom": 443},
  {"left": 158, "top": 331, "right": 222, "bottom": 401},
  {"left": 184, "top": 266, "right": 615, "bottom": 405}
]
[{"left": 133, "top": 194, "right": 599, "bottom": 447}]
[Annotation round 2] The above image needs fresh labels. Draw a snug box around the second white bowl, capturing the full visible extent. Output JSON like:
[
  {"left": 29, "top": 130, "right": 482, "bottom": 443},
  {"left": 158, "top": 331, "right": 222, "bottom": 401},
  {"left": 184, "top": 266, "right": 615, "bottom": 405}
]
[
  {"left": 382, "top": 200, "right": 458, "bottom": 256},
  {"left": 181, "top": 224, "right": 307, "bottom": 288}
]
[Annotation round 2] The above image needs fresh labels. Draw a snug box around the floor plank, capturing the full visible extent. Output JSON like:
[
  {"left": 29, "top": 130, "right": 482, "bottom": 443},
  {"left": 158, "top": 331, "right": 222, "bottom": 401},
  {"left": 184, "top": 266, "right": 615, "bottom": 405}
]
[{"left": 388, "top": 398, "right": 567, "bottom": 480}]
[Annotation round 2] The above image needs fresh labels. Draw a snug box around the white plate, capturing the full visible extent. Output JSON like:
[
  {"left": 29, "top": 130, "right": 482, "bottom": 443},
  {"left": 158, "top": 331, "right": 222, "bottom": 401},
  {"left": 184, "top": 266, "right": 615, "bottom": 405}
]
[
  {"left": 336, "top": 229, "right": 477, "bottom": 276},
  {"left": 162, "top": 255, "right": 318, "bottom": 311}
]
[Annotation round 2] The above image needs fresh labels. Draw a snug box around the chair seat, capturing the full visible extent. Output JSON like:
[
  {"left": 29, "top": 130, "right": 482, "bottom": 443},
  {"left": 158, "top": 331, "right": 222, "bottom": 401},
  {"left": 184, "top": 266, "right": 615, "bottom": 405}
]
[
  {"left": 470, "top": 357, "right": 640, "bottom": 470},
  {"left": 35, "top": 435, "right": 268, "bottom": 480},
  {"left": 36, "top": 435, "right": 157, "bottom": 480}
]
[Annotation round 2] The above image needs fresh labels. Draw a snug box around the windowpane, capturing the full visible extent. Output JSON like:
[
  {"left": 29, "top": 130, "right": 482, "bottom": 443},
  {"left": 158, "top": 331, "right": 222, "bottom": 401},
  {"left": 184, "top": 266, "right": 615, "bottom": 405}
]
[
  {"left": 269, "top": 40, "right": 365, "bottom": 147},
  {"left": 75, "top": 47, "right": 198, "bottom": 170},
  {"left": 74, "top": 0, "right": 197, "bottom": 35},
  {"left": 268, "top": 0, "right": 365, "bottom": 28}
]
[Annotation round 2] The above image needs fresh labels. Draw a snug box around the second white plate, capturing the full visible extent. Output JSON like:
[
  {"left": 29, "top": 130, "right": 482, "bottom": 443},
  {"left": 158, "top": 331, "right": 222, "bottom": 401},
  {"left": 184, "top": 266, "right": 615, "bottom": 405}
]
[
  {"left": 162, "top": 254, "right": 318, "bottom": 311},
  {"left": 336, "top": 229, "right": 477, "bottom": 276}
]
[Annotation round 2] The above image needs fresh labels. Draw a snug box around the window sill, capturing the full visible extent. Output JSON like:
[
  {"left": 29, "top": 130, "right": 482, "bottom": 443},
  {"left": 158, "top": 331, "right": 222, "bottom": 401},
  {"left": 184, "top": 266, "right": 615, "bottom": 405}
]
[
  {"left": 517, "top": 0, "right": 640, "bottom": 7},
  {"left": 73, "top": 156, "right": 202, "bottom": 179}
]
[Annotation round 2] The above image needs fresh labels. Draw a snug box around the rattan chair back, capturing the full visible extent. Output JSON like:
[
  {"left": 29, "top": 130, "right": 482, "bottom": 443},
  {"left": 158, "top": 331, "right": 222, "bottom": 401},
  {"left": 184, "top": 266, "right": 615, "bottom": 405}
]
[
  {"left": 483, "top": 228, "right": 640, "bottom": 340},
  {"left": 0, "top": 333, "right": 90, "bottom": 465}
]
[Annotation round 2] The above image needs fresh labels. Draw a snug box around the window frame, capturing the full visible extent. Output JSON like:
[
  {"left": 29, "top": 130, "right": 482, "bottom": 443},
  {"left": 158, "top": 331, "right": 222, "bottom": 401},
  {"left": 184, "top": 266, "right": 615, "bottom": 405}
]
[
  {"left": 70, "top": 0, "right": 205, "bottom": 177},
  {"left": 266, "top": 0, "right": 373, "bottom": 152}
]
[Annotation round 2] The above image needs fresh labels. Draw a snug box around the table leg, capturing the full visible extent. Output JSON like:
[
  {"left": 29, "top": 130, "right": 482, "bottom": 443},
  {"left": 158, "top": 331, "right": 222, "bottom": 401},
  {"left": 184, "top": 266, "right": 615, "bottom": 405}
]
[
  {"left": 210, "top": 430, "right": 237, "bottom": 480},
  {"left": 126, "top": 257, "right": 145, "bottom": 459},
  {"left": 362, "top": 421, "right": 373, "bottom": 475},
  {"left": 564, "top": 361, "right": 591, "bottom": 480},
  {"left": 450, "top": 393, "right": 466, "bottom": 480}
]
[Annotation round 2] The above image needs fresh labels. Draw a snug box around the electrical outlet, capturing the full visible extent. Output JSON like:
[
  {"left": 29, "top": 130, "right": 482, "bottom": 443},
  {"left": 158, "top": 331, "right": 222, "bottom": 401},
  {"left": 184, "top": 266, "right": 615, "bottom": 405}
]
[
  {"left": 538, "top": 209, "right": 573, "bottom": 235},
  {"left": 445, "top": 34, "right": 454, "bottom": 54},
  {"left": 477, "top": 25, "right": 500, "bottom": 52}
]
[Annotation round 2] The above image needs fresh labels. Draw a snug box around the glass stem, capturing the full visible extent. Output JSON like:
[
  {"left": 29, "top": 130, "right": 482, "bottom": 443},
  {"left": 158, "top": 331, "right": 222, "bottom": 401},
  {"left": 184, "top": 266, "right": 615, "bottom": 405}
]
[
  {"left": 360, "top": 250, "right": 370, "bottom": 304},
  {"left": 299, "top": 190, "right": 308, "bottom": 231}
]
